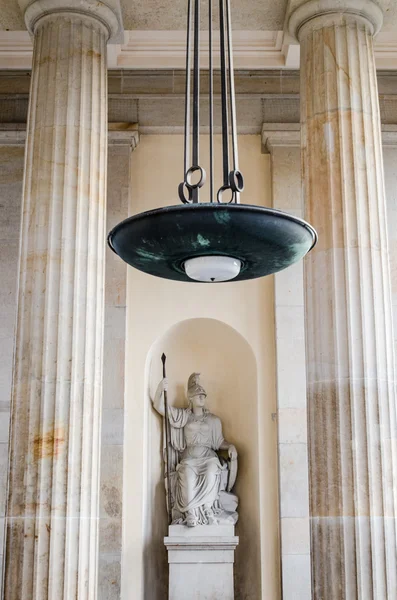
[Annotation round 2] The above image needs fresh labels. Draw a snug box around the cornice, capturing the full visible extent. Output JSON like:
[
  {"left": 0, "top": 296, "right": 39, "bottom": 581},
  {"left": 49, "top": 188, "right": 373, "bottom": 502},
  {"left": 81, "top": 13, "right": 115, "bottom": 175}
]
[
  {"left": 262, "top": 123, "right": 397, "bottom": 152},
  {"left": 117, "top": 30, "right": 286, "bottom": 69},
  {"left": 0, "top": 123, "right": 139, "bottom": 147},
  {"left": 262, "top": 124, "right": 301, "bottom": 152},
  {"left": 3, "top": 123, "right": 397, "bottom": 145},
  {"left": 1, "top": 28, "right": 397, "bottom": 70},
  {"left": 381, "top": 124, "right": 397, "bottom": 146},
  {"left": 108, "top": 123, "right": 140, "bottom": 148},
  {"left": 0, "top": 29, "right": 291, "bottom": 69}
]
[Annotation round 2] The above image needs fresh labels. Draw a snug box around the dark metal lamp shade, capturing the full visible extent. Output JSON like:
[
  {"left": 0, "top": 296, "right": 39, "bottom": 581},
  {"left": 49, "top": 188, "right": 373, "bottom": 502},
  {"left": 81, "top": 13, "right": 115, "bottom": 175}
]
[
  {"left": 108, "top": 203, "right": 317, "bottom": 283},
  {"left": 107, "top": 0, "right": 317, "bottom": 282}
]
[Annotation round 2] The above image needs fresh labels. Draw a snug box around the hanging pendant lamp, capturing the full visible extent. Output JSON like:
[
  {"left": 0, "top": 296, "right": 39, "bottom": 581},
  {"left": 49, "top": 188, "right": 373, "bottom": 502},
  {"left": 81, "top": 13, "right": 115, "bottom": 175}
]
[{"left": 108, "top": 0, "right": 317, "bottom": 283}]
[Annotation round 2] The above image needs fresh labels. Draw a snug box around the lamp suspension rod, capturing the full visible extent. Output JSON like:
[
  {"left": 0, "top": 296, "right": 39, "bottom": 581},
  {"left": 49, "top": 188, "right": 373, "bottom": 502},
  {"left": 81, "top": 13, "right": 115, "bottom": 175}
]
[
  {"left": 183, "top": 0, "right": 193, "bottom": 189},
  {"left": 225, "top": 0, "right": 239, "bottom": 202},
  {"left": 219, "top": 0, "right": 230, "bottom": 189},
  {"left": 209, "top": 0, "right": 214, "bottom": 203},
  {"left": 192, "top": 0, "right": 200, "bottom": 203}
]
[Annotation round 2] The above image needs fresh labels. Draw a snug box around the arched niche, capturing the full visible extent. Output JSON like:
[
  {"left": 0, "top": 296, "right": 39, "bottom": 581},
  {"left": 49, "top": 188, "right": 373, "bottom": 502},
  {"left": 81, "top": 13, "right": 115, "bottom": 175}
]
[{"left": 143, "top": 317, "right": 261, "bottom": 599}]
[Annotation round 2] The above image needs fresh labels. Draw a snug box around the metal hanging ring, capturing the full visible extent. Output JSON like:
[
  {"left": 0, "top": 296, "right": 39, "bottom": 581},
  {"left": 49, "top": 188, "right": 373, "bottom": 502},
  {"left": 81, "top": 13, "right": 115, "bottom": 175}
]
[
  {"left": 229, "top": 170, "right": 244, "bottom": 193},
  {"left": 185, "top": 165, "right": 207, "bottom": 189},
  {"left": 178, "top": 181, "right": 194, "bottom": 204},
  {"left": 217, "top": 185, "right": 236, "bottom": 204}
]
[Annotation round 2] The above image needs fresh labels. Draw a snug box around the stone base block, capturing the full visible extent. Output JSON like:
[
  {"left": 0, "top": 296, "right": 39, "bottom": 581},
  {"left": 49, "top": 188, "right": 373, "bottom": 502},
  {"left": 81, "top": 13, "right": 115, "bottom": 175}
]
[{"left": 164, "top": 525, "right": 239, "bottom": 600}]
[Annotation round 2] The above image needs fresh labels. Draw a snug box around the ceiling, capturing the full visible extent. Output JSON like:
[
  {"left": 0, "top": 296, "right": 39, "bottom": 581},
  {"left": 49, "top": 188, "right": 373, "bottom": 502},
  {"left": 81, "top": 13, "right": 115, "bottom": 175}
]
[
  {"left": 121, "top": 0, "right": 288, "bottom": 31},
  {"left": 0, "top": 0, "right": 24, "bottom": 30},
  {"left": 2, "top": 0, "right": 397, "bottom": 31},
  {"left": 0, "top": 0, "right": 288, "bottom": 31}
]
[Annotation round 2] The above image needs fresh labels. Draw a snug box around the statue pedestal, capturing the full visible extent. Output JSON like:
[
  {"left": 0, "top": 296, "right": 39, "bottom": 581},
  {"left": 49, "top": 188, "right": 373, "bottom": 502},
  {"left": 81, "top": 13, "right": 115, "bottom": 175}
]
[{"left": 164, "top": 525, "right": 239, "bottom": 600}]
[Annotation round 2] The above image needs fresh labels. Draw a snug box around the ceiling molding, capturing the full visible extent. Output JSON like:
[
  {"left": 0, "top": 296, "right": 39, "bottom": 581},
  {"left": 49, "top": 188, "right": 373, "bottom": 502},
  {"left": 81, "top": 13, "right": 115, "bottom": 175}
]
[
  {"left": 0, "top": 123, "right": 139, "bottom": 146},
  {"left": 381, "top": 124, "right": 397, "bottom": 145},
  {"left": 262, "top": 123, "right": 300, "bottom": 152},
  {"left": 1, "top": 29, "right": 397, "bottom": 70},
  {"left": 116, "top": 30, "right": 287, "bottom": 69},
  {"left": 3, "top": 122, "right": 397, "bottom": 144},
  {"left": 108, "top": 123, "right": 140, "bottom": 148},
  {"left": 0, "top": 122, "right": 26, "bottom": 145},
  {"left": 374, "top": 31, "right": 397, "bottom": 70},
  {"left": 0, "top": 32, "right": 31, "bottom": 69},
  {"left": 262, "top": 123, "right": 397, "bottom": 151}
]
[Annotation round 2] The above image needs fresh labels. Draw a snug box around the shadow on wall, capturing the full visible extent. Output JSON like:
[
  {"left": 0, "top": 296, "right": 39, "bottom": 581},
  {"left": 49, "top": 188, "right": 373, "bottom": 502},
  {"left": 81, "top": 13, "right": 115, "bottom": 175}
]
[{"left": 143, "top": 317, "right": 262, "bottom": 599}]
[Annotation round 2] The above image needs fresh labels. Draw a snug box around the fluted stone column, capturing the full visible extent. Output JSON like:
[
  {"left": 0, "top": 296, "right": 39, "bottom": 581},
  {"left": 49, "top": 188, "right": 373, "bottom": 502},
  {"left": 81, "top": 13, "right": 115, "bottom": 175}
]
[
  {"left": 3, "top": 2, "right": 121, "bottom": 599},
  {"left": 288, "top": 1, "right": 397, "bottom": 597}
]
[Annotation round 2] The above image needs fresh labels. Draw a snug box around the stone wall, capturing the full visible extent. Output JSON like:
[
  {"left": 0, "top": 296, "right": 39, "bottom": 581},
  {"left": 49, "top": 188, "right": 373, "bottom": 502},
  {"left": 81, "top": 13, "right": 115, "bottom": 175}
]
[
  {"left": 383, "top": 141, "right": 397, "bottom": 385},
  {"left": 0, "top": 145, "right": 24, "bottom": 592},
  {"left": 98, "top": 141, "right": 133, "bottom": 599},
  {"left": 0, "top": 69, "right": 396, "bottom": 135}
]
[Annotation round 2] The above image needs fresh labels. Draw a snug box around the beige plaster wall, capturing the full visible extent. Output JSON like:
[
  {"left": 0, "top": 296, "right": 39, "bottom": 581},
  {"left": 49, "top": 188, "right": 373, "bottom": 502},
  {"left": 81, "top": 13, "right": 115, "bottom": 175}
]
[{"left": 122, "top": 134, "right": 280, "bottom": 600}]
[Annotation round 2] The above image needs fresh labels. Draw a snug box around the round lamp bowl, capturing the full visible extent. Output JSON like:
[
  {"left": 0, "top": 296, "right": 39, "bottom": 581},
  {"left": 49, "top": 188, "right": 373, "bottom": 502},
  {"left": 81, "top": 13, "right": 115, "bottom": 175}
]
[{"left": 107, "top": 203, "right": 317, "bottom": 283}]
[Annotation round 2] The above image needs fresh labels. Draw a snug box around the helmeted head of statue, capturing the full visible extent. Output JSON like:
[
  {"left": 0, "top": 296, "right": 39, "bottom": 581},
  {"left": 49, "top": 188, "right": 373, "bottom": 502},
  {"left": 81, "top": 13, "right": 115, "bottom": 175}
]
[{"left": 187, "top": 373, "right": 207, "bottom": 409}]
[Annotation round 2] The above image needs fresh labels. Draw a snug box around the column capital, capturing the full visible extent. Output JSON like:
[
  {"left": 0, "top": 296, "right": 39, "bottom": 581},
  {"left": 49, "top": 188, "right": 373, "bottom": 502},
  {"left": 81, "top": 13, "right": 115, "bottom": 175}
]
[
  {"left": 288, "top": 0, "right": 383, "bottom": 41},
  {"left": 18, "top": 0, "right": 123, "bottom": 42}
]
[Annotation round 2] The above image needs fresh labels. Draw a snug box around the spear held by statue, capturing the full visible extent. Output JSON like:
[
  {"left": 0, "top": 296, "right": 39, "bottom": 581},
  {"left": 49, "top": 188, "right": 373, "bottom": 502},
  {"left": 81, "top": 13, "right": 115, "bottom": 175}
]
[{"left": 161, "top": 353, "right": 173, "bottom": 525}]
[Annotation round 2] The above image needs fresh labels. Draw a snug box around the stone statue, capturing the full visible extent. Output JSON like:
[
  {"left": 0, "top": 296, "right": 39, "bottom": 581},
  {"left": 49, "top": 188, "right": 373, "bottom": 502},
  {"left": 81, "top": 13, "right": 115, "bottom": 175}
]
[{"left": 153, "top": 372, "right": 239, "bottom": 527}]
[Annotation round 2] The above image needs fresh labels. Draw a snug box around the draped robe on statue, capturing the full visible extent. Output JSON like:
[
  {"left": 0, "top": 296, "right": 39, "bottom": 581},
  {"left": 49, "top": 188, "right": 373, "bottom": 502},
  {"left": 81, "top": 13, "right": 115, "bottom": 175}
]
[{"left": 166, "top": 406, "right": 226, "bottom": 521}]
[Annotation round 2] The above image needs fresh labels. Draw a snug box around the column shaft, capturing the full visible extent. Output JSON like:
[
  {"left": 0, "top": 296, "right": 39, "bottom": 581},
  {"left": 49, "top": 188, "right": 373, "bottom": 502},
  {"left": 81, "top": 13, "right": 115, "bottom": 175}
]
[
  {"left": 298, "top": 11, "right": 397, "bottom": 599},
  {"left": 4, "top": 13, "right": 108, "bottom": 600}
]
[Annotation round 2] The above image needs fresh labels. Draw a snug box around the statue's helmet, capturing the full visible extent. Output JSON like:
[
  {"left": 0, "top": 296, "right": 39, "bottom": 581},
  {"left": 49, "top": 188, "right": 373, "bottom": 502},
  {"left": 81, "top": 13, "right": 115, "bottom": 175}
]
[{"left": 187, "top": 372, "right": 207, "bottom": 399}]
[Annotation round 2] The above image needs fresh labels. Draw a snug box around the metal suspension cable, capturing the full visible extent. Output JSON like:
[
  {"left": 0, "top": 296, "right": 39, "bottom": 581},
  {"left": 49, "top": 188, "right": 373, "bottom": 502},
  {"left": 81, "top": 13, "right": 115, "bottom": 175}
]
[
  {"left": 225, "top": 0, "right": 239, "bottom": 202},
  {"left": 225, "top": 0, "right": 239, "bottom": 169},
  {"left": 183, "top": 0, "right": 193, "bottom": 189},
  {"left": 219, "top": 0, "right": 229, "bottom": 188},
  {"left": 208, "top": 0, "right": 214, "bottom": 203},
  {"left": 192, "top": 0, "right": 200, "bottom": 202}
]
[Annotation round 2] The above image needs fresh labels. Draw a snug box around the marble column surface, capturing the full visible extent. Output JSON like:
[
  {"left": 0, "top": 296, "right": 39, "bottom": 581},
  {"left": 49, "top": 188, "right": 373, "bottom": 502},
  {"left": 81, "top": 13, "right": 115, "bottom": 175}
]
[
  {"left": 4, "top": 2, "right": 121, "bottom": 599},
  {"left": 288, "top": 0, "right": 397, "bottom": 598}
]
